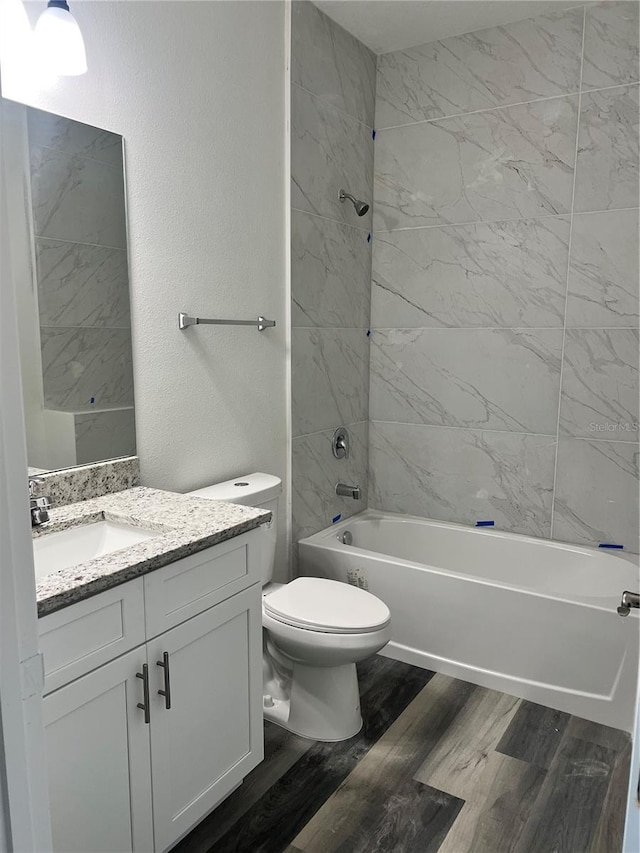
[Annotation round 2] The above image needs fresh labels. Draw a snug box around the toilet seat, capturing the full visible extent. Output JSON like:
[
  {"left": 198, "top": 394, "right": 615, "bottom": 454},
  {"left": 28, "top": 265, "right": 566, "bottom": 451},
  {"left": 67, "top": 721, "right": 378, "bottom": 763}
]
[{"left": 263, "top": 577, "right": 390, "bottom": 634}]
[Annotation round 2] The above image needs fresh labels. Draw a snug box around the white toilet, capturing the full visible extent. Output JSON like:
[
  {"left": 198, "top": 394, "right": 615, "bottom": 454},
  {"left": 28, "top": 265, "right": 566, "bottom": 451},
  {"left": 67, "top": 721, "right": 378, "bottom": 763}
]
[{"left": 188, "top": 473, "right": 391, "bottom": 742}]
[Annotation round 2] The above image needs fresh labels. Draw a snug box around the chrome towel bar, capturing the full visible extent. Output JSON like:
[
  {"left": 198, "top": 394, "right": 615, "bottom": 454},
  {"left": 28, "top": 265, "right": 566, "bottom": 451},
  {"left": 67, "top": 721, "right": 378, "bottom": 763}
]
[{"left": 178, "top": 312, "right": 276, "bottom": 331}]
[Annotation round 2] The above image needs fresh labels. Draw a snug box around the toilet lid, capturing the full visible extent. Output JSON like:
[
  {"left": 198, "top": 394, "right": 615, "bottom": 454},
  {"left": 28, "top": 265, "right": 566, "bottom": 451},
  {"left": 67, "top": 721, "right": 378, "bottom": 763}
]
[{"left": 263, "top": 577, "right": 390, "bottom": 634}]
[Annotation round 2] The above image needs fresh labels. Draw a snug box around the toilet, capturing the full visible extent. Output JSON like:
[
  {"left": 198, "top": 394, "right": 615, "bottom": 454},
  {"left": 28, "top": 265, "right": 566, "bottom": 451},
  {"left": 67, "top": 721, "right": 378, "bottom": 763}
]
[{"left": 188, "top": 473, "right": 391, "bottom": 742}]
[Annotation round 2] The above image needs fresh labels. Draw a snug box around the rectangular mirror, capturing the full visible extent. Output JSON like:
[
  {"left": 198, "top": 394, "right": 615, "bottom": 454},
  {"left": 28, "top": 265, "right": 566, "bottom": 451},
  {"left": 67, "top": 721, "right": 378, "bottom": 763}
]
[{"left": 3, "top": 99, "right": 136, "bottom": 474}]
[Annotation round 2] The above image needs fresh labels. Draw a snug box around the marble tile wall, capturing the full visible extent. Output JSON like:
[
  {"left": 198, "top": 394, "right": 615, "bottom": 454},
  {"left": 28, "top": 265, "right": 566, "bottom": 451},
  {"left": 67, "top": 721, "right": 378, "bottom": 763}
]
[
  {"left": 27, "top": 109, "right": 135, "bottom": 463},
  {"left": 371, "top": 2, "right": 640, "bottom": 552},
  {"left": 291, "top": 1, "right": 375, "bottom": 555},
  {"left": 74, "top": 409, "right": 136, "bottom": 466}
]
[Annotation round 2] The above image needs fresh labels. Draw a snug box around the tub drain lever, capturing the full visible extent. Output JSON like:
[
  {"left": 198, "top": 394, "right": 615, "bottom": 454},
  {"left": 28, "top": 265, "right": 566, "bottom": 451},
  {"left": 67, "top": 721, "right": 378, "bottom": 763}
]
[{"left": 617, "top": 590, "right": 640, "bottom": 617}]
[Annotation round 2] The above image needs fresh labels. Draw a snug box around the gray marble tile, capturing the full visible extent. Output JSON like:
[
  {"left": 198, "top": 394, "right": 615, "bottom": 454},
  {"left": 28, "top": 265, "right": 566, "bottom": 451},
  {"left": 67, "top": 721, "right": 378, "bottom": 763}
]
[
  {"left": 369, "top": 421, "right": 556, "bottom": 537},
  {"left": 30, "top": 145, "right": 127, "bottom": 248},
  {"left": 292, "top": 327, "right": 369, "bottom": 437},
  {"left": 559, "top": 329, "right": 639, "bottom": 441},
  {"left": 292, "top": 1, "right": 376, "bottom": 127},
  {"left": 374, "top": 96, "right": 578, "bottom": 230},
  {"left": 40, "top": 326, "right": 134, "bottom": 411},
  {"left": 292, "top": 421, "right": 368, "bottom": 544},
  {"left": 574, "top": 84, "right": 639, "bottom": 213},
  {"left": 27, "top": 108, "right": 123, "bottom": 168},
  {"left": 74, "top": 408, "right": 136, "bottom": 465},
  {"left": 291, "top": 84, "right": 373, "bottom": 229},
  {"left": 566, "top": 209, "right": 639, "bottom": 328},
  {"left": 370, "top": 328, "right": 562, "bottom": 434},
  {"left": 36, "top": 238, "right": 130, "bottom": 328},
  {"left": 552, "top": 437, "right": 639, "bottom": 552},
  {"left": 371, "top": 217, "right": 570, "bottom": 329},
  {"left": 582, "top": 2, "right": 640, "bottom": 91},
  {"left": 291, "top": 211, "right": 371, "bottom": 328},
  {"left": 375, "top": 8, "right": 583, "bottom": 129}
]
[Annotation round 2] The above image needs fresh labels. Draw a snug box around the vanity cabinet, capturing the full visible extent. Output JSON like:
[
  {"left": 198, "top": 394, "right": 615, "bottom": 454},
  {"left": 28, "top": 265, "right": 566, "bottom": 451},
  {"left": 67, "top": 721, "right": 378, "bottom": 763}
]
[
  {"left": 43, "top": 648, "right": 154, "bottom": 853},
  {"left": 148, "top": 588, "right": 262, "bottom": 851},
  {"left": 40, "top": 530, "right": 264, "bottom": 853}
]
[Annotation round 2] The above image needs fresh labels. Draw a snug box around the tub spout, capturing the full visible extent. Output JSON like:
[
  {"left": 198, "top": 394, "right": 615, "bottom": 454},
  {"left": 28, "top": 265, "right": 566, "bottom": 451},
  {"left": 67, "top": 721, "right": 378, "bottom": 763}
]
[
  {"left": 617, "top": 590, "right": 640, "bottom": 617},
  {"left": 336, "top": 483, "right": 360, "bottom": 500}
]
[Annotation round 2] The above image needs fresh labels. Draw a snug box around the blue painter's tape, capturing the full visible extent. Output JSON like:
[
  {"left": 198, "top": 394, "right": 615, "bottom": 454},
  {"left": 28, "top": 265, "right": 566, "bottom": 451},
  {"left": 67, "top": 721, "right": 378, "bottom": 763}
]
[
  {"left": 332, "top": 514, "right": 342, "bottom": 524},
  {"left": 599, "top": 543, "right": 624, "bottom": 549},
  {"left": 476, "top": 520, "right": 494, "bottom": 527}
]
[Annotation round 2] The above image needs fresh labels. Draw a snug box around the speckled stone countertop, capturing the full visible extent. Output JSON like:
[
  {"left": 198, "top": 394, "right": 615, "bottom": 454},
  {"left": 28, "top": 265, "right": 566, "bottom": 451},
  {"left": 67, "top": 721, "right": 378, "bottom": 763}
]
[{"left": 34, "top": 487, "right": 270, "bottom": 617}]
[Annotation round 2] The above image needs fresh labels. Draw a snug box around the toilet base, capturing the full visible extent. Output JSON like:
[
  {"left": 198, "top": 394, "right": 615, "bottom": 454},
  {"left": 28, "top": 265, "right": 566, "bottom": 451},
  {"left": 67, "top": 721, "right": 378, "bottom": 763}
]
[{"left": 263, "top": 661, "right": 362, "bottom": 742}]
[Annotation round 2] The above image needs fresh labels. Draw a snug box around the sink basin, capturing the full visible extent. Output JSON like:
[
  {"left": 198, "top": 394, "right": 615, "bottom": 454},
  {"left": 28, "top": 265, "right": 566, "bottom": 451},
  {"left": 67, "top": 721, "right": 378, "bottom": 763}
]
[{"left": 33, "top": 520, "right": 160, "bottom": 580}]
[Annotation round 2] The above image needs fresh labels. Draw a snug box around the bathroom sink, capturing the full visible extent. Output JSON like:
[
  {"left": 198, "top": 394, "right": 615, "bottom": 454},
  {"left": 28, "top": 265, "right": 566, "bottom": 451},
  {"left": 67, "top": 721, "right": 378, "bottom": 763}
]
[{"left": 33, "top": 520, "right": 160, "bottom": 580}]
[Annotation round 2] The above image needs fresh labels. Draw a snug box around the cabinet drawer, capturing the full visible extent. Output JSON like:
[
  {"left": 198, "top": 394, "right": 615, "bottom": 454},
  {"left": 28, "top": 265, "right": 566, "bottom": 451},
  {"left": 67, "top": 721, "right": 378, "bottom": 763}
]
[
  {"left": 39, "top": 579, "right": 145, "bottom": 695},
  {"left": 144, "top": 530, "right": 261, "bottom": 638}
]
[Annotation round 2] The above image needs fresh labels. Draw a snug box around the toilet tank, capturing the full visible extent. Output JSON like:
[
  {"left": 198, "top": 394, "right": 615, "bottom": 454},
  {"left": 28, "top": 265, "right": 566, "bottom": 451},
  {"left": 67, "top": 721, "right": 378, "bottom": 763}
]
[{"left": 187, "top": 473, "right": 281, "bottom": 585}]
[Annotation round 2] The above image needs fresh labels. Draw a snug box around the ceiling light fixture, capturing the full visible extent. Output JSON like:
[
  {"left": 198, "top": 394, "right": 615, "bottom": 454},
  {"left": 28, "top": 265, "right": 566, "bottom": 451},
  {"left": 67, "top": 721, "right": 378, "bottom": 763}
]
[{"left": 34, "top": 0, "right": 87, "bottom": 76}]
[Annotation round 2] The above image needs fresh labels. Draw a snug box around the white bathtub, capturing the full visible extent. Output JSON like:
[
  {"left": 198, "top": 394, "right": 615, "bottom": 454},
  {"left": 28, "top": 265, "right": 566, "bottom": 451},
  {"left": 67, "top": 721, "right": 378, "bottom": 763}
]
[{"left": 298, "top": 509, "right": 639, "bottom": 731}]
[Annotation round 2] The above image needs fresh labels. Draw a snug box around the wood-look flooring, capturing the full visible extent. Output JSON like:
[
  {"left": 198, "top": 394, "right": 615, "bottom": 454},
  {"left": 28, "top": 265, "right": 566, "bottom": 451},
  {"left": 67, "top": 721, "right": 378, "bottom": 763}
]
[{"left": 172, "top": 656, "right": 632, "bottom": 853}]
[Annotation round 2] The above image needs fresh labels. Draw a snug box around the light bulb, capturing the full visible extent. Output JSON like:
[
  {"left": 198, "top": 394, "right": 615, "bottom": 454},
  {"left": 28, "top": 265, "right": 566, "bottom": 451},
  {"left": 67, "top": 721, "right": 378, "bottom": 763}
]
[{"left": 34, "top": 0, "right": 87, "bottom": 76}]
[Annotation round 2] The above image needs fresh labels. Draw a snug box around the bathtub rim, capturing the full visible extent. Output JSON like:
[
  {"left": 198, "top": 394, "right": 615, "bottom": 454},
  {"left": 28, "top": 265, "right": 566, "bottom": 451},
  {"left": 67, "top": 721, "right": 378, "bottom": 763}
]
[{"left": 298, "top": 508, "right": 639, "bottom": 613}]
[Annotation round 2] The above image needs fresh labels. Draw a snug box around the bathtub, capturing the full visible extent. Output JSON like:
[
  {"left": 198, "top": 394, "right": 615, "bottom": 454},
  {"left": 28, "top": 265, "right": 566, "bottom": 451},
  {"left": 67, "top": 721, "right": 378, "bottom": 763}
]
[{"left": 298, "top": 509, "right": 639, "bottom": 731}]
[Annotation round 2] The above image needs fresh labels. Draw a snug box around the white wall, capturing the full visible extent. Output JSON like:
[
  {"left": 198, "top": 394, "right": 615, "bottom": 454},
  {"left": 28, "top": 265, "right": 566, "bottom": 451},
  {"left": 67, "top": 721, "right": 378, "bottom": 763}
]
[{"left": 2, "top": 0, "right": 290, "bottom": 571}]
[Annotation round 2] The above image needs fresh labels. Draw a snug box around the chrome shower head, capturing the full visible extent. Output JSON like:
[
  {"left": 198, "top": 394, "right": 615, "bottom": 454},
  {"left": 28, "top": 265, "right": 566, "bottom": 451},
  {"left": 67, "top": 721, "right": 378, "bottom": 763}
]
[{"left": 339, "top": 189, "right": 369, "bottom": 217}]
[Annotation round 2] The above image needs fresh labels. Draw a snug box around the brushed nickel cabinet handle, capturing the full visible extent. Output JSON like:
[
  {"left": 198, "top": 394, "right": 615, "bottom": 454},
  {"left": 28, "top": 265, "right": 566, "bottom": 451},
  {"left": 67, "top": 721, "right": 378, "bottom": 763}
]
[
  {"left": 157, "top": 652, "right": 171, "bottom": 710},
  {"left": 136, "top": 664, "right": 150, "bottom": 724}
]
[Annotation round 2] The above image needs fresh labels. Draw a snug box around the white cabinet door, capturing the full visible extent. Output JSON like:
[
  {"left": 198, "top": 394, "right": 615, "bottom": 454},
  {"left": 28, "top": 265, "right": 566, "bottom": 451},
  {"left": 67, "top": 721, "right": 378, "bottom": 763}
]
[
  {"left": 43, "top": 648, "right": 154, "bottom": 853},
  {"left": 148, "top": 584, "right": 264, "bottom": 852}
]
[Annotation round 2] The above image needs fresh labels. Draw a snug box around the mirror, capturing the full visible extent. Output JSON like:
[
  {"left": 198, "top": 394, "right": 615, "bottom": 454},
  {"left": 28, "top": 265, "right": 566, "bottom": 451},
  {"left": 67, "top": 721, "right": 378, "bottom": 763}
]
[{"left": 3, "top": 100, "right": 136, "bottom": 473}]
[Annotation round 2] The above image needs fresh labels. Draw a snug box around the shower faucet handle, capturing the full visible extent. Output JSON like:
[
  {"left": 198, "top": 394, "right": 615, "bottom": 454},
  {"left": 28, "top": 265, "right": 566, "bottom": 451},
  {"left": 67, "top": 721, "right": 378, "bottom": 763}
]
[{"left": 332, "top": 427, "right": 350, "bottom": 460}]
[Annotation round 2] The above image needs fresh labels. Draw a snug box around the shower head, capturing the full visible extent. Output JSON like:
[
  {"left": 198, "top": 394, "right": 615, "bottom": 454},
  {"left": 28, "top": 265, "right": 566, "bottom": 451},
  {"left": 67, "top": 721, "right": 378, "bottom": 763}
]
[{"left": 339, "top": 189, "right": 369, "bottom": 217}]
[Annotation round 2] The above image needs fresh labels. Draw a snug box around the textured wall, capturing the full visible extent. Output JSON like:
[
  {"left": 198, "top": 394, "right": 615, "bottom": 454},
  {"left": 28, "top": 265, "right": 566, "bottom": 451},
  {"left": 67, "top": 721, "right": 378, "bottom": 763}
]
[
  {"left": 3, "top": 2, "right": 288, "bottom": 573},
  {"left": 370, "top": 2, "right": 639, "bottom": 552},
  {"left": 290, "top": 1, "right": 375, "bottom": 550}
]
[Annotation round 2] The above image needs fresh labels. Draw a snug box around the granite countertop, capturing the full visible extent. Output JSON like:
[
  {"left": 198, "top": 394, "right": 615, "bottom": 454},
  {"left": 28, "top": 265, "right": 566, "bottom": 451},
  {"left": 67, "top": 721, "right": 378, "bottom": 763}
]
[{"left": 34, "top": 487, "right": 271, "bottom": 617}]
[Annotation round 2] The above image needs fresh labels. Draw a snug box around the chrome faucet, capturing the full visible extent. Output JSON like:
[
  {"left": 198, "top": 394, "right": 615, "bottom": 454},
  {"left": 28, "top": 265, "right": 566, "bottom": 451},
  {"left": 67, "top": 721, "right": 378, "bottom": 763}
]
[
  {"left": 617, "top": 591, "right": 640, "bottom": 617},
  {"left": 336, "top": 483, "right": 361, "bottom": 500},
  {"left": 332, "top": 427, "right": 350, "bottom": 459},
  {"left": 29, "top": 478, "right": 51, "bottom": 527}
]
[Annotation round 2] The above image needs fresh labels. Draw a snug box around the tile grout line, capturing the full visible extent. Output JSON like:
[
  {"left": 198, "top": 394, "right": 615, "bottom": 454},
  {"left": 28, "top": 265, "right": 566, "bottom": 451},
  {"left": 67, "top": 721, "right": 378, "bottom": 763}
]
[
  {"left": 371, "top": 205, "right": 640, "bottom": 236},
  {"left": 292, "top": 326, "right": 372, "bottom": 330},
  {"left": 291, "top": 206, "right": 372, "bottom": 236},
  {"left": 369, "top": 326, "right": 640, "bottom": 332},
  {"left": 374, "top": 81, "right": 640, "bottom": 134},
  {"left": 549, "top": 4, "right": 585, "bottom": 540},
  {"left": 369, "top": 419, "right": 639, "bottom": 446},
  {"left": 370, "top": 419, "right": 557, "bottom": 439},
  {"left": 293, "top": 420, "right": 369, "bottom": 441},
  {"left": 33, "top": 235, "right": 128, "bottom": 252},
  {"left": 291, "top": 81, "right": 374, "bottom": 132},
  {"left": 372, "top": 211, "right": 571, "bottom": 234},
  {"left": 31, "top": 140, "right": 124, "bottom": 171},
  {"left": 376, "top": 91, "right": 580, "bottom": 132}
]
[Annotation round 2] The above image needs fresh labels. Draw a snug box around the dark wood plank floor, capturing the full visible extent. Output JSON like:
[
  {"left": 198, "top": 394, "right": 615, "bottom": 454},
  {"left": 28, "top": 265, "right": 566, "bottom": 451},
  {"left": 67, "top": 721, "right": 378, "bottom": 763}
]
[{"left": 172, "top": 657, "right": 631, "bottom": 853}]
